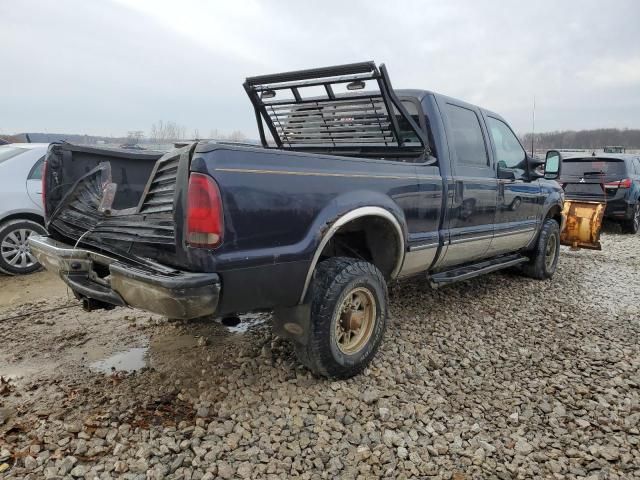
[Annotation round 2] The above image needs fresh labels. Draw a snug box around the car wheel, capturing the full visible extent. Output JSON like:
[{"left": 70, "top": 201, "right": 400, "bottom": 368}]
[
  {"left": 295, "top": 257, "right": 388, "bottom": 379},
  {"left": 621, "top": 203, "right": 640, "bottom": 234},
  {"left": 0, "top": 219, "right": 47, "bottom": 275},
  {"left": 521, "top": 218, "right": 560, "bottom": 280}
]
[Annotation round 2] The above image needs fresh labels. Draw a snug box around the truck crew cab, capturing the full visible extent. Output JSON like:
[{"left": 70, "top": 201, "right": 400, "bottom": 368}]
[{"left": 31, "top": 62, "right": 565, "bottom": 378}]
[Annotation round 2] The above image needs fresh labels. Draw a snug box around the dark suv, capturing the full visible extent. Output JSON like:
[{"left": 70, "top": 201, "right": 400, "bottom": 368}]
[{"left": 561, "top": 154, "right": 640, "bottom": 233}]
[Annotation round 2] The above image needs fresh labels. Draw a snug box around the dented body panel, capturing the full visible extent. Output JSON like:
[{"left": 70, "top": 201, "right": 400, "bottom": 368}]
[{"left": 29, "top": 235, "right": 220, "bottom": 319}]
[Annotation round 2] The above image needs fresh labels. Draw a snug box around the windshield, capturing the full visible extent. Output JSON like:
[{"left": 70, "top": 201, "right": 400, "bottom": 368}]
[
  {"left": 562, "top": 158, "right": 626, "bottom": 178},
  {"left": 0, "top": 146, "right": 29, "bottom": 164}
]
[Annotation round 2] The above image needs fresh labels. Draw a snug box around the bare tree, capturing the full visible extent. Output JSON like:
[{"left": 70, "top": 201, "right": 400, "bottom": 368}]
[
  {"left": 149, "top": 120, "right": 187, "bottom": 143},
  {"left": 228, "top": 130, "right": 247, "bottom": 142},
  {"left": 126, "top": 130, "right": 144, "bottom": 144}
]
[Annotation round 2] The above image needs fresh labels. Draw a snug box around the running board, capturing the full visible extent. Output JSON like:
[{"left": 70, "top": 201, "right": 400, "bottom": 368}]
[{"left": 428, "top": 254, "right": 528, "bottom": 287}]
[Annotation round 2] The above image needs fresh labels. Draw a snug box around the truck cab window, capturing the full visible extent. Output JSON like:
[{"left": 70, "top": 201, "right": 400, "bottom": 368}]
[
  {"left": 445, "top": 104, "right": 488, "bottom": 166},
  {"left": 487, "top": 117, "right": 526, "bottom": 170},
  {"left": 394, "top": 101, "right": 421, "bottom": 144}
]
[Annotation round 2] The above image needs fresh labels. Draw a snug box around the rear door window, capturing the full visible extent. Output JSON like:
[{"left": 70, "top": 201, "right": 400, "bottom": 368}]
[{"left": 445, "top": 104, "right": 489, "bottom": 167}]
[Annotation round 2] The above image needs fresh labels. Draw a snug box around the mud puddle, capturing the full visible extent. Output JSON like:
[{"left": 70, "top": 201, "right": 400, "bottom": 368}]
[
  {"left": 87, "top": 312, "right": 271, "bottom": 375},
  {"left": 89, "top": 347, "right": 148, "bottom": 373}
]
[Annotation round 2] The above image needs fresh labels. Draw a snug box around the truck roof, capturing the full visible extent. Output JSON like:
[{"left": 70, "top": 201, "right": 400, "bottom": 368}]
[{"left": 395, "top": 88, "right": 506, "bottom": 122}]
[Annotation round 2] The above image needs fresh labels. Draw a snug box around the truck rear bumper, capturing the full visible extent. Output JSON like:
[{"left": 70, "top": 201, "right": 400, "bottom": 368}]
[{"left": 29, "top": 236, "right": 220, "bottom": 319}]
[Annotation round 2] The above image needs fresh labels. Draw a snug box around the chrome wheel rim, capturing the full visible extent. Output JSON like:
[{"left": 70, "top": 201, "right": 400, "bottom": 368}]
[
  {"left": 545, "top": 233, "right": 558, "bottom": 270},
  {"left": 1, "top": 228, "right": 38, "bottom": 270},
  {"left": 335, "top": 287, "right": 376, "bottom": 355},
  {"left": 634, "top": 205, "right": 640, "bottom": 230}
]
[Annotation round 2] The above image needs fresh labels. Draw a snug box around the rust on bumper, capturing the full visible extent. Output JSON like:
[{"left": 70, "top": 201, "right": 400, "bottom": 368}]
[
  {"left": 28, "top": 235, "right": 220, "bottom": 319},
  {"left": 560, "top": 200, "right": 605, "bottom": 250}
]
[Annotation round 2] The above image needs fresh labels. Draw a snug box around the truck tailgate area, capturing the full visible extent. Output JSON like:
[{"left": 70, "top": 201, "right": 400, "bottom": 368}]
[{"left": 45, "top": 143, "right": 189, "bottom": 264}]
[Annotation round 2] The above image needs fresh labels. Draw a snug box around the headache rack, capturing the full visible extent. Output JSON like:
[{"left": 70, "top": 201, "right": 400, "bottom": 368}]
[{"left": 244, "top": 61, "right": 429, "bottom": 159}]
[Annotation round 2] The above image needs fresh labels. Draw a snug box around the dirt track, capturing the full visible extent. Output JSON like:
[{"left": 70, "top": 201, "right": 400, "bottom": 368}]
[{"left": 1, "top": 227, "right": 639, "bottom": 479}]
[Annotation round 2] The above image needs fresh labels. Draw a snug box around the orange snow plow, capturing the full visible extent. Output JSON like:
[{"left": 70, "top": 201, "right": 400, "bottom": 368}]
[{"left": 560, "top": 200, "right": 605, "bottom": 250}]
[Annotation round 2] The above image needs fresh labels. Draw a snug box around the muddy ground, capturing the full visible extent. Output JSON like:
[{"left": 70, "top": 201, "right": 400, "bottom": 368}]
[{"left": 0, "top": 227, "right": 639, "bottom": 479}]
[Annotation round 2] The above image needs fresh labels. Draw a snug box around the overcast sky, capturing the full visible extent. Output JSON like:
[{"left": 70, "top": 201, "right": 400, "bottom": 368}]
[{"left": 2, "top": 0, "right": 639, "bottom": 138}]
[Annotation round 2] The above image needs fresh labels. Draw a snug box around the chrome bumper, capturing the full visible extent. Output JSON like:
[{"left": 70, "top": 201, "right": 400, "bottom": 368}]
[{"left": 29, "top": 236, "right": 220, "bottom": 319}]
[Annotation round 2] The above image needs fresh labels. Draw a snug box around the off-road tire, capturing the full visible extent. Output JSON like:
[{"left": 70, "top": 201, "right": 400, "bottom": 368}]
[
  {"left": 295, "top": 257, "right": 388, "bottom": 379},
  {"left": 0, "top": 219, "right": 47, "bottom": 275},
  {"left": 621, "top": 203, "right": 640, "bottom": 234},
  {"left": 521, "top": 218, "right": 560, "bottom": 280}
]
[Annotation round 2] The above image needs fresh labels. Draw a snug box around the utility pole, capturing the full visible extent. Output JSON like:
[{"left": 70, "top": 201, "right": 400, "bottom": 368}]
[{"left": 531, "top": 96, "right": 536, "bottom": 157}]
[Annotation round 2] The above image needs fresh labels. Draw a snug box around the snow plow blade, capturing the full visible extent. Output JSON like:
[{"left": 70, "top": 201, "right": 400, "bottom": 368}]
[{"left": 560, "top": 200, "right": 605, "bottom": 250}]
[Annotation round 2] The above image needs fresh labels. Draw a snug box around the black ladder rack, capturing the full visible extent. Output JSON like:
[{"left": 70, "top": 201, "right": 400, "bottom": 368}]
[{"left": 244, "top": 61, "right": 429, "bottom": 158}]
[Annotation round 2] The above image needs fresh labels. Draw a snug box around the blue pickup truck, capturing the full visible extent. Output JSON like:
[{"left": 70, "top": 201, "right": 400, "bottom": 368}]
[{"left": 30, "top": 62, "right": 565, "bottom": 378}]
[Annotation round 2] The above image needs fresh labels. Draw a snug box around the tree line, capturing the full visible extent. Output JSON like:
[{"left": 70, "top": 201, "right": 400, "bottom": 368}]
[
  {"left": 148, "top": 121, "right": 246, "bottom": 144},
  {"left": 520, "top": 128, "right": 640, "bottom": 151}
]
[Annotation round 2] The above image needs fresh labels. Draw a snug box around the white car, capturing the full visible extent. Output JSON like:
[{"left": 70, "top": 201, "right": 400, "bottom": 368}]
[{"left": 0, "top": 143, "right": 49, "bottom": 274}]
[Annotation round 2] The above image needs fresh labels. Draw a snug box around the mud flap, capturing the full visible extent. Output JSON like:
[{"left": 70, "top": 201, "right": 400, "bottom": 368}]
[
  {"left": 272, "top": 304, "right": 311, "bottom": 345},
  {"left": 560, "top": 200, "right": 605, "bottom": 250}
]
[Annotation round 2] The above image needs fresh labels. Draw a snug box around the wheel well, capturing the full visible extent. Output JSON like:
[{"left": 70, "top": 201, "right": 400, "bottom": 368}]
[
  {"left": 545, "top": 205, "right": 562, "bottom": 226},
  {"left": 0, "top": 212, "right": 45, "bottom": 228},
  {"left": 318, "top": 215, "right": 402, "bottom": 279}
]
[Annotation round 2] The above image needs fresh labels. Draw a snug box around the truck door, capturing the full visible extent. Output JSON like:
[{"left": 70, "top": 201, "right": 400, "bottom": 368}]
[
  {"left": 484, "top": 116, "right": 540, "bottom": 255},
  {"left": 434, "top": 101, "right": 497, "bottom": 268}
]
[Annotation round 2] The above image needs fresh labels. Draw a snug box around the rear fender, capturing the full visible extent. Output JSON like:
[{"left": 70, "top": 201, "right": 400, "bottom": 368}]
[{"left": 298, "top": 190, "right": 408, "bottom": 303}]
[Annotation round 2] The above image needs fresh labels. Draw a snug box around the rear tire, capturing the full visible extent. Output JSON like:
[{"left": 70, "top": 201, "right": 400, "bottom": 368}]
[
  {"left": 621, "top": 203, "right": 639, "bottom": 234},
  {"left": 295, "top": 257, "right": 388, "bottom": 379},
  {"left": 521, "top": 218, "right": 560, "bottom": 280},
  {"left": 0, "top": 219, "right": 47, "bottom": 275}
]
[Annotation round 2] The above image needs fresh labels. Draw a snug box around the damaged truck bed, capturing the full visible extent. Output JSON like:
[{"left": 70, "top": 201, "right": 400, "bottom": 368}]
[{"left": 38, "top": 144, "right": 220, "bottom": 318}]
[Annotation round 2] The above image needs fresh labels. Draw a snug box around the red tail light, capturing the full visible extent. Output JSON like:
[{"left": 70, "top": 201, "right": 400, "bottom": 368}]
[
  {"left": 186, "top": 173, "right": 223, "bottom": 248},
  {"left": 604, "top": 178, "right": 632, "bottom": 189},
  {"left": 41, "top": 158, "right": 48, "bottom": 216}
]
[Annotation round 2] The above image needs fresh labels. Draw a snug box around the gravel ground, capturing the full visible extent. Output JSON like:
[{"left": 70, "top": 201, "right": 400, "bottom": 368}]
[{"left": 0, "top": 227, "right": 639, "bottom": 479}]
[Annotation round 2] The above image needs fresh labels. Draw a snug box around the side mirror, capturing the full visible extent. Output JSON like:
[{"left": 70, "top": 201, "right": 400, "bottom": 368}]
[
  {"left": 544, "top": 150, "right": 562, "bottom": 180},
  {"left": 526, "top": 155, "right": 546, "bottom": 181},
  {"left": 497, "top": 160, "right": 516, "bottom": 180}
]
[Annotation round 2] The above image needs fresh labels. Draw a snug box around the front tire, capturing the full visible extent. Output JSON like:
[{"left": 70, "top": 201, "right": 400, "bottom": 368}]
[
  {"left": 295, "top": 257, "right": 388, "bottom": 379},
  {"left": 621, "top": 203, "right": 639, "bottom": 234},
  {"left": 0, "top": 219, "right": 47, "bottom": 275},
  {"left": 521, "top": 218, "right": 560, "bottom": 280}
]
